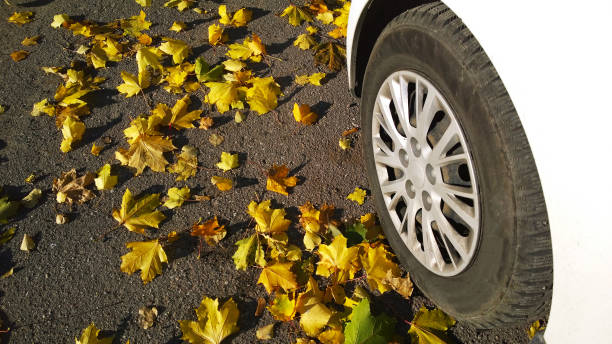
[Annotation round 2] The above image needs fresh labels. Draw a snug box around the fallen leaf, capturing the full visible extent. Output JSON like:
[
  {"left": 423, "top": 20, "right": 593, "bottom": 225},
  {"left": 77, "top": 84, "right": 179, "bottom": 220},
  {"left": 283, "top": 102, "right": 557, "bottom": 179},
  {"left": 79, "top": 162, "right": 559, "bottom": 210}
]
[
  {"left": 50, "top": 14, "right": 69, "bottom": 28},
  {"left": 117, "top": 71, "right": 142, "bottom": 97},
  {"left": 1, "top": 268, "right": 14, "bottom": 279},
  {"left": 316, "top": 12, "right": 334, "bottom": 25},
  {"left": 248, "top": 200, "right": 291, "bottom": 235},
  {"left": 280, "top": 5, "right": 312, "bottom": 26},
  {"left": 216, "top": 152, "right": 239, "bottom": 172},
  {"left": 204, "top": 81, "right": 241, "bottom": 113},
  {"left": 138, "top": 306, "right": 158, "bottom": 329},
  {"left": 164, "top": 0, "right": 194, "bottom": 12},
  {"left": 199, "top": 117, "right": 213, "bottom": 130},
  {"left": 191, "top": 216, "right": 226, "bottom": 246},
  {"left": 226, "top": 34, "right": 266, "bottom": 62},
  {"left": 24, "top": 174, "right": 35, "bottom": 183},
  {"left": 347, "top": 187, "right": 367, "bottom": 205},
  {"left": 112, "top": 188, "right": 165, "bottom": 234},
  {"left": 255, "top": 297, "right": 267, "bottom": 316},
  {"left": 294, "top": 34, "right": 316, "bottom": 50},
  {"left": 318, "top": 329, "right": 344, "bottom": 344},
  {"left": 135, "top": 0, "right": 151, "bottom": 7},
  {"left": 232, "top": 234, "right": 265, "bottom": 270},
  {"left": 195, "top": 57, "right": 224, "bottom": 82},
  {"left": 10, "top": 50, "right": 29, "bottom": 62},
  {"left": 52, "top": 169, "right": 95, "bottom": 205},
  {"left": 138, "top": 33, "right": 153, "bottom": 45},
  {"left": 179, "top": 296, "right": 240, "bottom": 344},
  {"left": 407, "top": 306, "right": 456, "bottom": 344},
  {"left": 266, "top": 165, "right": 298, "bottom": 196},
  {"left": 121, "top": 10, "right": 152, "bottom": 37},
  {"left": 60, "top": 116, "right": 85, "bottom": 152},
  {"left": 246, "top": 76, "right": 282, "bottom": 115},
  {"left": 117, "top": 117, "right": 176, "bottom": 175},
  {"left": 209, "top": 133, "right": 224, "bottom": 146},
  {"left": 151, "top": 96, "right": 202, "bottom": 130},
  {"left": 170, "top": 21, "right": 186, "bottom": 32},
  {"left": 314, "top": 42, "right": 346, "bottom": 72},
  {"left": 385, "top": 270, "right": 414, "bottom": 299},
  {"left": 20, "top": 234, "right": 35, "bottom": 251},
  {"left": 21, "top": 188, "right": 42, "bottom": 208},
  {"left": 91, "top": 143, "right": 103, "bottom": 156},
  {"left": 343, "top": 127, "right": 360, "bottom": 136},
  {"left": 360, "top": 244, "right": 401, "bottom": 294},
  {"left": 160, "top": 37, "right": 191, "bottom": 64},
  {"left": 21, "top": 36, "right": 40, "bottom": 46},
  {"left": 339, "top": 138, "right": 351, "bottom": 150},
  {"left": 256, "top": 324, "right": 274, "bottom": 340},
  {"left": 75, "top": 323, "right": 112, "bottom": 344},
  {"left": 293, "top": 103, "right": 318, "bottom": 125},
  {"left": 163, "top": 186, "right": 191, "bottom": 209},
  {"left": 258, "top": 261, "right": 298, "bottom": 294},
  {"left": 8, "top": 11, "right": 33, "bottom": 25},
  {"left": 211, "top": 176, "right": 232, "bottom": 191},
  {"left": 121, "top": 239, "right": 168, "bottom": 284},
  {"left": 268, "top": 293, "right": 298, "bottom": 321},
  {"left": 527, "top": 320, "right": 545, "bottom": 340},
  {"left": 208, "top": 23, "right": 227, "bottom": 46},
  {"left": 344, "top": 299, "right": 395, "bottom": 344},
  {"left": 295, "top": 72, "right": 325, "bottom": 86},
  {"left": 234, "top": 111, "right": 245, "bottom": 123},
  {"left": 168, "top": 145, "right": 198, "bottom": 181},
  {"left": 316, "top": 234, "right": 360, "bottom": 283},
  {"left": 56, "top": 213, "right": 68, "bottom": 224},
  {"left": 219, "top": 5, "right": 252, "bottom": 27},
  {"left": 31, "top": 99, "right": 55, "bottom": 117}
]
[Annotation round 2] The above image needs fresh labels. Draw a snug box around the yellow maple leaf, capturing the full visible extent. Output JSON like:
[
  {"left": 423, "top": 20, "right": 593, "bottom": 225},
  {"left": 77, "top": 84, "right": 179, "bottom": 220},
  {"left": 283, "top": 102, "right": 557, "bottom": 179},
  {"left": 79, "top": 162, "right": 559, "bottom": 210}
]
[
  {"left": 170, "top": 21, "right": 186, "bottom": 32},
  {"left": 51, "top": 14, "right": 69, "bottom": 28},
  {"left": 296, "top": 277, "right": 332, "bottom": 337},
  {"left": 407, "top": 306, "right": 456, "bottom": 344},
  {"left": 299, "top": 202, "right": 336, "bottom": 251},
  {"left": 121, "top": 10, "right": 152, "bottom": 37},
  {"left": 211, "top": 176, "right": 233, "bottom": 191},
  {"left": 75, "top": 323, "right": 112, "bottom": 344},
  {"left": 246, "top": 76, "right": 281, "bottom": 115},
  {"left": 347, "top": 187, "right": 367, "bottom": 205},
  {"left": 339, "top": 138, "right": 351, "bottom": 150},
  {"left": 10, "top": 50, "right": 29, "bottom": 62},
  {"left": 163, "top": 186, "right": 190, "bottom": 209},
  {"left": 222, "top": 59, "right": 245, "bottom": 72},
  {"left": 219, "top": 5, "right": 252, "bottom": 27},
  {"left": 216, "top": 152, "right": 239, "bottom": 172},
  {"left": 120, "top": 239, "right": 168, "bottom": 284},
  {"left": 150, "top": 95, "right": 202, "bottom": 130},
  {"left": 295, "top": 72, "right": 326, "bottom": 86},
  {"left": 95, "top": 164, "right": 117, "bottom": 190},
  {"left": 21, "top": 36, "right": 40, "bottom": 46},
  {"left": 294, "top": 34, "right": 316, "bottom": 50},
  {"left": 328, "top": 26, "right": 346, "bottom": 39},
  {"left": 204, "top": 81, "right": 241, "bottom": 113},
  {"left": 136, "top": 46, "right": 163, "bottom": 88},
  {"left": 318, "top": 329, "right": 344, "bottom": 344},
  {"left": 268, "top": 293, "right": 299, "bottom": 321},
  {"left": 191, "top": 216, "right": 227, "bottom": 246},
  {"left": 257, "top": 261, "right": 298, "bottom": 294},
  {"left": 316, "top": 12, "right": 334, "bottom": 25},
  {"left": 91, "top": 143, "right": 103, "bottom": 156},
  {"left": 208, "top": 23, "right": 227, "bottom": 46},
  {"left": 117, "top": 117, "right": 176, "bottom": 175},
  {"left": 117, "top": 71, "right": 142, "bottom": 97},
  {"left": 160, "top": 38, "right": 191, "bottom": 64},
  {"left": 360, "top": 244, "right": 401, "bottom": 294},
  {"left": 60, "top": 116, "right": 85, "bottom": 153},
  {"left": 280, "top": 5, "right": 312, "bottom": 26},
  {"left": 164, "top": 0, "right": 195, "bottom": 11},
  {"left": 316, "top": 234, "right": 360, "bottom": 283},
  {"left": 31, "top": 99, "right": 56, "bottom": 117},
  {"left": 248, "top": 200, "right": 291, "bottom": 235},
  {"left": 112, "top": 188, "right": 166, "bottom": 234},
  {"left": 293, "top": 103, "right": 318, "bottom": 125},
  {"left": 168, "top": 145, "right": 198, "bottom": 181},
  {"left": 179, "top": 296, "right": 239, "bottom": 344},
  {"left": 266, "top": 164, "right": 297, "bottom": 196},
  {"left": 8, "top": 12, "right": 34, "bottom": 25},
  {"left": 162, "top": 62, "right": 194, "bottom": 93},
  {"left": 135, "top": 0, "right": 151, "bottom": 6},
  {"left": 226, "top": 34, "right": 266, "bottom": 62}
]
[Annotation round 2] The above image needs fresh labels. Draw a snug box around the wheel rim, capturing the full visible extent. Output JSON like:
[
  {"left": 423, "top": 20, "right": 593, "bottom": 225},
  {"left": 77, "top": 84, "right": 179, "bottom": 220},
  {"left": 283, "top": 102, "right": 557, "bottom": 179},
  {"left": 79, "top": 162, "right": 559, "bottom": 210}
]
[{"left": 372, "top": 70, "right": 480, "bottom": 276}]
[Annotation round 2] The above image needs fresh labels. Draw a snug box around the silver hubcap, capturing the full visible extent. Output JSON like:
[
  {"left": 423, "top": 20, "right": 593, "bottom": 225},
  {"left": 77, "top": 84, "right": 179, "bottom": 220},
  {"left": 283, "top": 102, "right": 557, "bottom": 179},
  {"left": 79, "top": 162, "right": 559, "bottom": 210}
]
[{"left": 372, "top": 71, "right": 480, "bottom": 276}]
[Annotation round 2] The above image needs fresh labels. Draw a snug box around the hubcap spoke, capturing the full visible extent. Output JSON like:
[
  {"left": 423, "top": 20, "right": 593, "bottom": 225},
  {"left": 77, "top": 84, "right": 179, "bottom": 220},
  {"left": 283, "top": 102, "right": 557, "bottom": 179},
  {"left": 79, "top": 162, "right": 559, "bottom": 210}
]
[{"left": 372, "top": 71, "right": 480, "bottom": 277}]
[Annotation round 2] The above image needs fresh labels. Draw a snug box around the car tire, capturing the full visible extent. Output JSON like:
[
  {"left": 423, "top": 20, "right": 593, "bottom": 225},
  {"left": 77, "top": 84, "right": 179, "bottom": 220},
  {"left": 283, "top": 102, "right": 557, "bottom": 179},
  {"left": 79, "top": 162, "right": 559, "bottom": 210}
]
[{"left": 360, "top": 2, "right": 553, "bottom": 328}]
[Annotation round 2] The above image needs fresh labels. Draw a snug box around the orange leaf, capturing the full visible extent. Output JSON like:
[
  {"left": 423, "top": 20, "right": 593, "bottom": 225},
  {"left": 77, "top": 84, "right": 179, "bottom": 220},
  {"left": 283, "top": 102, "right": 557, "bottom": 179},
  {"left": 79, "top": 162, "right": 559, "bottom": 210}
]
[
  {"left": 266, "top": 165, "right": 297, "bottom": 196},
  {"left": 191, "top": 216, "right": 226, "bottom": 246},
  {"left": 10, "top": 50, "right": 29, "bottom": 62}
]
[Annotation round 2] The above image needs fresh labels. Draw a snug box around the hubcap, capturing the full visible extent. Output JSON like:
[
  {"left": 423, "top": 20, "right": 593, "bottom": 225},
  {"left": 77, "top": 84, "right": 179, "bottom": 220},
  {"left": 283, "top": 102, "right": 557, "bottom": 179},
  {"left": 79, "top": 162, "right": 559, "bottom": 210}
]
[{"left": 371, "top": 71, "right": 480, "bottom": 276}]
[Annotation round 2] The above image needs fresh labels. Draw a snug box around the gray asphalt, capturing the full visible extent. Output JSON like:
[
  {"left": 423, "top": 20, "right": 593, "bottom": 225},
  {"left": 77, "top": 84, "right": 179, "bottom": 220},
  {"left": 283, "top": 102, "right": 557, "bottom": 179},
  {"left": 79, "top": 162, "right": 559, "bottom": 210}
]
[{"left": 0, "top": 0, "right": 530, "bottom": 343}]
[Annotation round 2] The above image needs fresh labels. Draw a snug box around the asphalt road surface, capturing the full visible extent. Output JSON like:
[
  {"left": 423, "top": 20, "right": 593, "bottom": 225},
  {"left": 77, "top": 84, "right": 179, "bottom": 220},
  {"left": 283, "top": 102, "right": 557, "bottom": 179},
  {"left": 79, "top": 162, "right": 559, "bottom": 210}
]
[{"left": 0, "top": 0, "right": 531, "bottom": 343}]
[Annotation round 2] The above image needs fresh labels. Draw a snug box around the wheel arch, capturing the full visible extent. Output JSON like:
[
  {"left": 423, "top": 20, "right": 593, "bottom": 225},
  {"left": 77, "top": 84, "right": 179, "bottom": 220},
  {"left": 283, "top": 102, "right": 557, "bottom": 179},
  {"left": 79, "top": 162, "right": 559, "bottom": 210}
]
[{"left": 349, "top": 0, "right": 436, "bottom": 98}]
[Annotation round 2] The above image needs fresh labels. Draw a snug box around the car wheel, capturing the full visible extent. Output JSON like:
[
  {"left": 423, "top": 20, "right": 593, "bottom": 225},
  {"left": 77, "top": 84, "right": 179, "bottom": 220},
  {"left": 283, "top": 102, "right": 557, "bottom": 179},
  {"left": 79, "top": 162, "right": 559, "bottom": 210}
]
[{"left": 360, "top": 2, "right": 553, "bottom": 328}]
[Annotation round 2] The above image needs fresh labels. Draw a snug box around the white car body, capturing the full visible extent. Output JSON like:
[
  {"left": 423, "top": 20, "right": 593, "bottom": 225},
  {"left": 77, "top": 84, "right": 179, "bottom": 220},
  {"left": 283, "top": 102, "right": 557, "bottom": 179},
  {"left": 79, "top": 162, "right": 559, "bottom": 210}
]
[{"left": 347, "top": 1, "right": 612, "bottom": 342}]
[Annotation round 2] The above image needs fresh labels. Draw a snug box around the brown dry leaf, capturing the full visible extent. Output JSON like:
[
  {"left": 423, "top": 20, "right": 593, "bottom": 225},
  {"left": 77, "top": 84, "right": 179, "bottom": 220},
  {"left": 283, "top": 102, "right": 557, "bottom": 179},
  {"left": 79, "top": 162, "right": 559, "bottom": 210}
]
[
  {"left": 255, "top": 297, "right": 267, "bottom": 316},
  {"left": 21, "top": 35, "right": 40, "bottom": 46},
  {"left": 52, "top": 169, "right": 95, "bottom": 205},
  {"left": 209, "top": 133, "right": 224, "bottom": 146},
  {"left": 314, "top": 42, "right": 346, "bottom": 72},
  {"left": 138, "top": 33, "right": 153, "bottom": 45},
  {"left": 342, "top": 127, "right": 359, "bottom": 136},
  {"left": 10, "top": 50, "right": 29, "bottom": 62},
  {"left": 292, "top": 103, "right": 318, "bottom": 125},
  {"left": 199, "top": 117, "right": 213, "bottom": 130},
  {"left": 266, "top": 165, "right": 297, "bottom": 196},
  {"left": 168, "top": 145, "right": 198, "bottom": 181},
  {"left": 193, "top": 195, "right": 211, "bottom": 202},
  {"left": 138, "top": 306, "right": 158, "bottom": 329},
  {"left": 191, "top": 216, "right": 227, "bottom": 246},
  {"left": 8, "top": 11, "right": 34, "bottom": 25},
  {"left": 384, "top": 270, "right": 414, "bottom": 299}
]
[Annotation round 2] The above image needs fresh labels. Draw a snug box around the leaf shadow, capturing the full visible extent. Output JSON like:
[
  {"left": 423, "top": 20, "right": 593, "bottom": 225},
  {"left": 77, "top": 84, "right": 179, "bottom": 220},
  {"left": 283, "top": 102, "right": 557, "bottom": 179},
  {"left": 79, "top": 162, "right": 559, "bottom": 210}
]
[
  {"left": 80, "top": 115, "right": 122, "bottom": 147},
  {"left": 108, "top": 314, "right": 131, "bottom": 344},
  {"left": 266, "top": 38, "right": 293, "bottom": 56},
  {"left": 311, "top": 100, "right": 332, "bottom": 121},
  {"left": 18, "top": 0, "right": 55, "bottom": 7}
]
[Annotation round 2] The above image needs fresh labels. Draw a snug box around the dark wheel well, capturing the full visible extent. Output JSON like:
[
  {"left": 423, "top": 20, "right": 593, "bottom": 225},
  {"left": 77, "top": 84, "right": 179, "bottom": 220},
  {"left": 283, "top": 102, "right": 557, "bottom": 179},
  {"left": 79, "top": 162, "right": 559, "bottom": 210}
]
[{"left": 351, "top": 0, "right": 435, "bottom": 97}]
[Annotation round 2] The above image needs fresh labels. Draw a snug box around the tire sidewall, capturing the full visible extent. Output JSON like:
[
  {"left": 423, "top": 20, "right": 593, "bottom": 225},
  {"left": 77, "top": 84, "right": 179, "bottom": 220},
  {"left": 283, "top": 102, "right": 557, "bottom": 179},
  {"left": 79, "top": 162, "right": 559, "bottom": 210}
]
[{"left": 361, "top": 26, "right": 517, "bottom": 319}]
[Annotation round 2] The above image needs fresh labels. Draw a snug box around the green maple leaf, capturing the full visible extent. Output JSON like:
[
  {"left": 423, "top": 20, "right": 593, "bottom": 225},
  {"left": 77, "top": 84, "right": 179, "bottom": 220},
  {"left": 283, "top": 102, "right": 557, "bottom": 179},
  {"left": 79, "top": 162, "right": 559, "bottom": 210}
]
[{"left": 344, "top": 298, "right": 395, "bottom": 344}]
